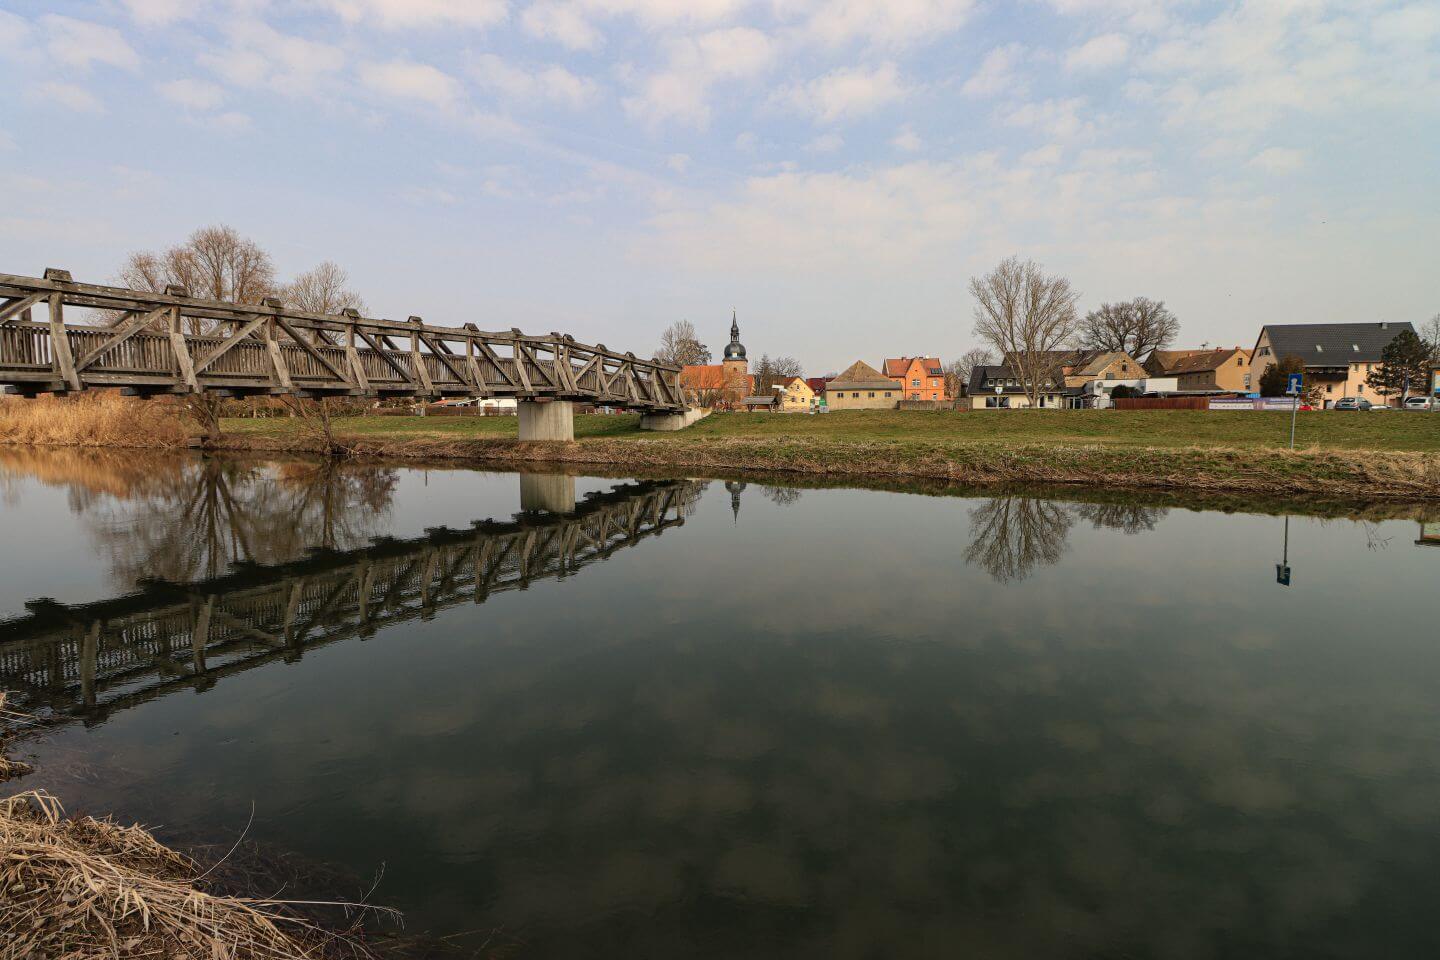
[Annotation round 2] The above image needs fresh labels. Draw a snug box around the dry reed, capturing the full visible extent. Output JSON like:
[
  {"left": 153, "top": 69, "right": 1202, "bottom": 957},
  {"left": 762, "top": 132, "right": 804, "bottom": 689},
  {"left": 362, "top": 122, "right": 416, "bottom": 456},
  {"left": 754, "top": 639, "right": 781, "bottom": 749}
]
[
  {"left": 0, "top": 789, "right": 387, "bottom": 960},
  {"left": 0, "top": 393, "right": 193, "bottom": 449}
]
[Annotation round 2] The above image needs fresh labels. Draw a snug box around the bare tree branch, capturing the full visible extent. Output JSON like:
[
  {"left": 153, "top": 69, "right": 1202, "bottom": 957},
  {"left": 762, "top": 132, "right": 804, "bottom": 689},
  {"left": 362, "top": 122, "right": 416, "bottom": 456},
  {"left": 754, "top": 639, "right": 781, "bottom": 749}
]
[
  {"left": 969, "top": 257, "right": 1080, "bottom": 408},
  {"left": 1075, "top": 297, "right": 1180, "bottom": 359}
]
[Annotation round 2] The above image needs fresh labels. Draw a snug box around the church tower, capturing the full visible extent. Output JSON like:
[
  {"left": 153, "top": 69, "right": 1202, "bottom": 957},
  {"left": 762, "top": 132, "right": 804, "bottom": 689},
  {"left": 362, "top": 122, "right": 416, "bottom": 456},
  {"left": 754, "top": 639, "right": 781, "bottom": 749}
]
[{"left": 721, "top": 310, "right": 748, "bottom": 396}]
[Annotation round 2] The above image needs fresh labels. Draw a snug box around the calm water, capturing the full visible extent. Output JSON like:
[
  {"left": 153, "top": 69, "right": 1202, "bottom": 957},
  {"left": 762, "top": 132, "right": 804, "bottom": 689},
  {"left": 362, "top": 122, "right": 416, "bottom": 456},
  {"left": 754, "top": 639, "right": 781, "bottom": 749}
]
[{"left": 3, "top": 449, "right": 1440, "bottom": 958}]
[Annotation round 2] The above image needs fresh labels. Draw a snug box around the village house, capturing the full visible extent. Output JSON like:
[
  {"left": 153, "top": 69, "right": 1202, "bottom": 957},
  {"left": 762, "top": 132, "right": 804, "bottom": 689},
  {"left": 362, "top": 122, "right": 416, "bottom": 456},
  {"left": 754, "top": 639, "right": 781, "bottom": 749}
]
[
  {"left": 1250, "top": 322, "right": 1417, "bottom": 407},
  {"left": 777, "top": 376, "right": 815, "bottom": 412},
  {"left": 883, "top": 356, "right": 949, "bottom": 402},
  {"left": 1142, "top": 349, "right": 1212, "bottom": 377},
  {"left": 1148, "top": 347, "right": 1253, "bottom": 392},
  {"left": 825, "top": 360, "right": 899, "bottom": 410},
  {"left": 966, "top": 364, "right": 1070, "bottom": 409}
]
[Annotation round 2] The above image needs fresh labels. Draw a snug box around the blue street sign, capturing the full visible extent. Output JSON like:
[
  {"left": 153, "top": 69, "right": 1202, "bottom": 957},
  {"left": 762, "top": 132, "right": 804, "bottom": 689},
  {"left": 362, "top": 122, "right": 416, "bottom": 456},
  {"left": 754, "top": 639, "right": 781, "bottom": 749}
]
[{"left": 1286, "top": 373, "right": 1303, "bottom": 395}]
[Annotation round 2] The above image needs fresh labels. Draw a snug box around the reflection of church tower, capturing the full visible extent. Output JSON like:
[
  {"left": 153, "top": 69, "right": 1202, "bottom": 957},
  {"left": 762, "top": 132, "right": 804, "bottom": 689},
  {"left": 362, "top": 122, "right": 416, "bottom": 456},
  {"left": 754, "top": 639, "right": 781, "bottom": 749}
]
[
  {"left": 725, "top": 480, "right": 747, "bottom": 524},
  {"left": 722, "top": 310, "right": 748, "bottom": 400}
]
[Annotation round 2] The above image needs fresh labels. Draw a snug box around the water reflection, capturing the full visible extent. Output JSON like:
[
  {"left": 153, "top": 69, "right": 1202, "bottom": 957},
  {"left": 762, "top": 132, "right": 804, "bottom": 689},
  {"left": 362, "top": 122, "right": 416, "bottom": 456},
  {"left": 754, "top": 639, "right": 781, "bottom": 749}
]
[{"left": 0, "top": 462, "right": 704, "bottom": 722}]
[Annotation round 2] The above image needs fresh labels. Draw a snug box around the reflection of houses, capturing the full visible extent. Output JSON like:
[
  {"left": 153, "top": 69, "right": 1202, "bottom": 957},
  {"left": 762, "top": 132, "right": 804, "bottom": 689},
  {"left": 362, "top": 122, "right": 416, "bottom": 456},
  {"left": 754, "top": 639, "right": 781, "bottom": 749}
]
[
  {"left": 1417, "top": 522, "right": 1440, "bottom": 547},
  {"left": 1251, "top": 322, "right": 1416, "bottom": 408},
  {"left": 883, "top": 356, "right": 949, "bottom": 402},
  {"left": 825, "top": 360, "right": 899, "bottom": 410},
  {"left": 1144, "top": 347, "right": 1253, "bottom": 393},
  {"left": 680, "top": 312, "right": 752, "bottom": 408}
]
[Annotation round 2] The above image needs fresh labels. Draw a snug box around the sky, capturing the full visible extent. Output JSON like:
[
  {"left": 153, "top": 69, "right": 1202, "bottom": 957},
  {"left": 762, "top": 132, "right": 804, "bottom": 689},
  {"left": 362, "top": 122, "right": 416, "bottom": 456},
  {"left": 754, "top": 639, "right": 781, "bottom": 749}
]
[{"left": 1, "top": 0, "right": 1437, "bottom": 373}]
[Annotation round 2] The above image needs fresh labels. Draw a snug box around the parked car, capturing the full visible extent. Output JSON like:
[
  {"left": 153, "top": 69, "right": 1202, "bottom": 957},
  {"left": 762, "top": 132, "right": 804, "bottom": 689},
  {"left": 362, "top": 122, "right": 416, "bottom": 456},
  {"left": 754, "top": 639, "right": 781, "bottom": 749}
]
[
  {"left": 1404, "top": 396, "right": 1437, "bottom": 411},
  {"left": 1333, "top": 397, "right": 1372, "bottom": 410}
]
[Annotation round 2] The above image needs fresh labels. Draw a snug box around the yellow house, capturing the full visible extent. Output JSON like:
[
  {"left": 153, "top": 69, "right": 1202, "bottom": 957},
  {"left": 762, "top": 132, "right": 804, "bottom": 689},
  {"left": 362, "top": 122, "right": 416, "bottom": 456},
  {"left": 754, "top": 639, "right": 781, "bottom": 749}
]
[
  {"left": 1151, "top": 348, "right": 1253, "bottom": 392},
  {"left": 777, "top": 376, "right": 814, "bottom": 412},
  {"left": 825, "top": 360, "right": 898, "bottom": 410},
  {"left": 1251, "top": 322, "right": 1417, "bottom": 407}
]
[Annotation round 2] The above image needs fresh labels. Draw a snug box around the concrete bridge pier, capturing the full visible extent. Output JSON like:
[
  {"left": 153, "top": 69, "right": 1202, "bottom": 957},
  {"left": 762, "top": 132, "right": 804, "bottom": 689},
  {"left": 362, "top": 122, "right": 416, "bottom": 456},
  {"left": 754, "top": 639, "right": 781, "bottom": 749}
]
[
  {"left": 519, "top": 472, "right": 577, "bottom": 514},
  {"left": 517, "top": 400, "right": 575, "bottom": 441},
  {"left": 640, "top": 407, "right": 710, "bottom": 431}
]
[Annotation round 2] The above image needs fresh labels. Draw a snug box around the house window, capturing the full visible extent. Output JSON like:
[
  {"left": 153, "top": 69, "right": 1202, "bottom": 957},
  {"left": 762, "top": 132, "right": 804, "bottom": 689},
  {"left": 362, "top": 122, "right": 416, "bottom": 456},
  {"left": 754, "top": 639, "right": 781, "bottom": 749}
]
[
  {"left": 931, "top": 379, "right": 938, "bottom": 387},
  {"left": 868, "top": 391, "right": 875, "bottom": 398},
  {"left": 1326, "top": 383, "right": 1333, "bottom": 393},
  {"left": 1358, "top": 384, "right": 1365, "bottom": 394},
  {"left": 1260, "top": 346, "right": 1270, "bottom": 356},
  {"left": 911, "top": 378, "right": 920, "bottom": 387},
  {"left": 852, "top": 392, "right": 860, "bottom": 398},
  {"left": 885, "top": 391, "right": 892, "bottom": 398}
]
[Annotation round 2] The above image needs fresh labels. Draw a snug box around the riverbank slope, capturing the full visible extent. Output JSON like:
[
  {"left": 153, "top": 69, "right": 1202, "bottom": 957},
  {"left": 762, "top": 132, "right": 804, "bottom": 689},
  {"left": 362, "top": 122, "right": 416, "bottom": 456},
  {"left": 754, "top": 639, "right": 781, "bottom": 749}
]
[{"left": 214, "top": 410, "right": 1440, "bottom": 500}]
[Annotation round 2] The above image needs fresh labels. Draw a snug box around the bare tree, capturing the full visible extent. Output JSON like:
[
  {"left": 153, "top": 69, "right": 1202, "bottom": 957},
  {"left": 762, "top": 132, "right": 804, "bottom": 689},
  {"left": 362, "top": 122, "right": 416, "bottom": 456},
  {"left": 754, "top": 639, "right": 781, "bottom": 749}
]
[
  {"left": 656, "top": 320, "right": 711, "bottom": 366},
  {"left": 948, "top": 348, "right": 993, "bottom": 397},
  {"left": 753, "top": 354, "right": 803, "bottom": 394},
  {"left": 1421, "top": 312, "right": 1440, "bottom": 363},
  {"left": 119, "top": 225, "right": 277, "bottom": 325},
  {"left": 280, "top": 261, "right": 368, "bottom": 316},
  {"left": 1075, "top": 297, "right": 1179, "bottom": 359},
  {"left": 970, "top": 257, "right": 1080, "bottom": 408}
]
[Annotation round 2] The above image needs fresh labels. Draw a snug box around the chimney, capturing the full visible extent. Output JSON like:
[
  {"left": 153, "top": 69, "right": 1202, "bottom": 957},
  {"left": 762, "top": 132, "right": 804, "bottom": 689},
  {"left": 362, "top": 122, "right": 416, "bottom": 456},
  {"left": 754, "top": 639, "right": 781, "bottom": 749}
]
[{"left": 1381, "top": 321, "right": 1389, "bottom": 329}]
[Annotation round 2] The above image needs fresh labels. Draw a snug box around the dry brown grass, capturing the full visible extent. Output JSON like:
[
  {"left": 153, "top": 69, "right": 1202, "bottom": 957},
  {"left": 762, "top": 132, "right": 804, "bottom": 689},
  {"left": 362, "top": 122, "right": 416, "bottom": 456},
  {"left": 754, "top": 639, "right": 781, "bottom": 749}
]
[
  {"left": 0, "top": 789, "right": 386, "bottom": 960},
  {"left": 0, "top": 393, "right": 193, "bottom": 449}
]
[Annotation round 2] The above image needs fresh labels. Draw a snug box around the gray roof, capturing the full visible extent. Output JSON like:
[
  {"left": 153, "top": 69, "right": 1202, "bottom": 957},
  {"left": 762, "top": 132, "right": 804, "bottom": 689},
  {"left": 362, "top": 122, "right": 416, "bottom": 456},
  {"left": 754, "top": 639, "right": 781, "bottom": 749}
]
[
  {"left": 1259, "top": 322, "right": 1415, "bottom": 366},
  {"left": 967, "top": 364, "right": 1066, "bottom": 395}
]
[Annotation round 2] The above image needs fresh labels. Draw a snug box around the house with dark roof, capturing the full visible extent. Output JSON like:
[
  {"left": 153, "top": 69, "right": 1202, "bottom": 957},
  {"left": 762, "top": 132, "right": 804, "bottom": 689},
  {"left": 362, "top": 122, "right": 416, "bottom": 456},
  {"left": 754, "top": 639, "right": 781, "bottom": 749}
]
[
  {"left": 1148, "top": 347, "right": 1253, "bottom": 392},
  {"left": 1251, "top": 322, "right": 1416, "bottom": 407},
  {"left": 1002, "top": 349, "right": 1143, "bottom": 387},
  {"left": 965, "top": 364, "right": 1072, "bottom": 409},
  {"left": 882, "top": 356, "right": 949, "bottom": 402},
  {"left": 825, "top": 360, "right": 899, "bottom": 410}
]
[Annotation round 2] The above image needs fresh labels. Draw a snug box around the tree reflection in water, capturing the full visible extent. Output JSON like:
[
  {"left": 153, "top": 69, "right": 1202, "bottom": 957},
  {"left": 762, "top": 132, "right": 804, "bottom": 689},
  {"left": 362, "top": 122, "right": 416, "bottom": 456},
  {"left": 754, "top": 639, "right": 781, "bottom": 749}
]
[
  {"left": 81, "top": 459, "right": 399, "bottom": 586},
  {"left": 965, "top": 496, "right": 1170, "bottom": 582}
]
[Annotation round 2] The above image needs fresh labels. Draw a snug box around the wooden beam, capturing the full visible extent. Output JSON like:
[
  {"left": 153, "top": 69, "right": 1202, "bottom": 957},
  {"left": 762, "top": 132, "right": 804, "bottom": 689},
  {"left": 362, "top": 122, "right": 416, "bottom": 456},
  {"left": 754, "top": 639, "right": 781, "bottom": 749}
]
[
  {"left": 0, "top": 293, "right": 44, "bottom": 326},
  {"left": 409, "top": 321, "right": 436, "bottom": 396},
  {"left": 265, "top": 318, "right": 294, "bottom": 392},
  {"left": 192, "top": 313, "right": 268, "bottom": 373},
  {"left": 346, "top": 326, "right": 371, "bottom": 394},
  {"left": 355, "top": 328, "right": 416, "bottom": 387},
  {"left": 275, "top": 316, "right": 350, "bottom": 384},
  {"left": 73, "top": 306, "right": 169, "bottom": 371},
  {"left": 48, "top": 294, "right": 81, "bottom": 391},
  {"left": 416, "top": 331, "right": 472, "bottom": 389},
  {"left": 169, "top": 305, "right": 199, "bottom": 391}
]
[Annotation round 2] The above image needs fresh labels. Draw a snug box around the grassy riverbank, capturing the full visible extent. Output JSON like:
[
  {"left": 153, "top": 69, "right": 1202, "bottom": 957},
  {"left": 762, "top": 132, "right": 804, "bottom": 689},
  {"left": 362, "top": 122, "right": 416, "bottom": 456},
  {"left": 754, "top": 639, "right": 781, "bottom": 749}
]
[{"left": 214, "top": 409, "right": 1440, "bottom": 500}]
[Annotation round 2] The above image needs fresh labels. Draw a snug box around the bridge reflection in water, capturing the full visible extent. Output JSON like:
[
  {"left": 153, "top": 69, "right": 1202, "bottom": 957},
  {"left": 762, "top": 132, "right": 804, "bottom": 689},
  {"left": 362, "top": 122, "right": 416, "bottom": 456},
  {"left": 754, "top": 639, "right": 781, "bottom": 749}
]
[{"left": 0, "top": 463, "right": 704, "bottom": 723}]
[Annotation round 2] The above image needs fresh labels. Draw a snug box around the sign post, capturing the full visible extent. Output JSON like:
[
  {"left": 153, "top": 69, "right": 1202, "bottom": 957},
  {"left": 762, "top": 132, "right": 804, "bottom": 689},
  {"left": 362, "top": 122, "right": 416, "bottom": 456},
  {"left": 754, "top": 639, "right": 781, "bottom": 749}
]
[{"left": 1286, "top": 372, "right": 1303, "bottom": 449}]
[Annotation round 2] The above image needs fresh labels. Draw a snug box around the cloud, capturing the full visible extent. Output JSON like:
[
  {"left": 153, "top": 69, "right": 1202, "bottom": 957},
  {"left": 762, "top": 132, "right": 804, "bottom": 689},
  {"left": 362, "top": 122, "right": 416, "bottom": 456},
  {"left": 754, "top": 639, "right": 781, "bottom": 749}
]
[
  {"left": 199, "top": 21, "right": 345, "bottom": 96},
  {"left": 794, "top": 0, "right": 977, "bottom": 49},
  {"left": 41, "top": 15, "right": 140, "bottom": 71},
  {"left": 319, "top": 0, "right": 508, "bottom": 29},
  {"left": 522, "top": 1, "right": 605, "bottom": 50},
  {"left": 33, "top": 81, "right": 105, "bottom": 113},
  {"left": 891, "top": 125, "right": 922, "bottom": 151},
  {"left": 121, "top": 0, "right": 196, "bottom": 25},
  {"left": 666, "top": 153, "right": 692, "bottom": 173},
  {"left": 777, "top": 62, "right": 907, "bottom": 123},
  {"left": 1065, "top": 33, "right": 1129, "bottom": 71},
  {"left": 1005, "top": 97, "right": 1094, "bottom": 141},
  {"left": 962, "top": 43, "right": 1025, "bottom": 98},
  {"left": 360, "top": 60, "right": 464, "bottom": 107},
  {"left": 623, "top": 27, "right": 776, "bottom": 127},
  {"left": 401, "top": 185, "right": 461, "bottom": 205},
  {"left": 202, "top": 111, "right": 253, "bottom": 133},
  {"left": 1249, "top": 147, "right": 1305, "bottom": 173},
  {"left": 807, "top": 132, "right": 844, "bottom": 153},
  {"left": 468, "top": 54, "right": 597, "bottom": 107},
  {"left": 157, "top": 79, "right": 226, "bottom": 110}
]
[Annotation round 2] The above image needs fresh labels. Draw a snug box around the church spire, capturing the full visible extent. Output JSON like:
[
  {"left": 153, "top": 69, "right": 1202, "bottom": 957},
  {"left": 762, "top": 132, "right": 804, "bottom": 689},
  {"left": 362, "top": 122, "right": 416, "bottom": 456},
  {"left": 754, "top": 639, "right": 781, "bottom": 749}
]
[{"left": 724, "top": 309, "right": 746, "bottom": 362}]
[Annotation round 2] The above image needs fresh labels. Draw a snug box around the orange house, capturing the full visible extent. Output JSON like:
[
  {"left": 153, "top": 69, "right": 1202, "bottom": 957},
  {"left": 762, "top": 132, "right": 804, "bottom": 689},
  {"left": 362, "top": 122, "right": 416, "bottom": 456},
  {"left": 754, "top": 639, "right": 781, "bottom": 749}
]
[
  {"left": 679, "top": 364, "right": 752, "bottom": 408},
  {"left": 883, "top": 356, "right": 949, "bottom": 402}
]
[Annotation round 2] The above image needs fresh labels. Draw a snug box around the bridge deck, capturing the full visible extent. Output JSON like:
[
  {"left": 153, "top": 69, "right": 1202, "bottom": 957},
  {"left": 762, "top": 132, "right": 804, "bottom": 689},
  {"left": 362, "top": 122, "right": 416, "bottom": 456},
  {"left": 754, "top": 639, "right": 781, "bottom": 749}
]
[{"left": 0, "top": 270, "right": 684, "bottom": 411}]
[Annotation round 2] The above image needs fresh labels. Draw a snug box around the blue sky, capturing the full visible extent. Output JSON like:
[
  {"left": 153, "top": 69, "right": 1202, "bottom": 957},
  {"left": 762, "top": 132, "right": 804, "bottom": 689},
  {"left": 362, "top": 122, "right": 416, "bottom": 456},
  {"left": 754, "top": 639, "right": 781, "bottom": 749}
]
[{"left": 1, "top": 0, "right": 1437, "bottom": 372}]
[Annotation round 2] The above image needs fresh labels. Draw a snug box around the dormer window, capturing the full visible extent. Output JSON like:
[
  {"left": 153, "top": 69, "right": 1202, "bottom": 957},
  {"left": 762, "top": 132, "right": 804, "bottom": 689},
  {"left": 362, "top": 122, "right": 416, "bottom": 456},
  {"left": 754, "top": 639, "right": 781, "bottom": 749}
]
[{"left": 1315, "top": 345, "right": 1323, "bottom": 352}]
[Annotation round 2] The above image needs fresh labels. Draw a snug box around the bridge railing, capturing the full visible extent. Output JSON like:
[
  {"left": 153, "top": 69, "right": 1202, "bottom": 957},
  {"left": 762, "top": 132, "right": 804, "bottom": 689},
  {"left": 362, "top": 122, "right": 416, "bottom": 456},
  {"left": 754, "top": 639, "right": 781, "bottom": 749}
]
[{"left": 0, "top": 270, "right": 685, "bottom": 410}]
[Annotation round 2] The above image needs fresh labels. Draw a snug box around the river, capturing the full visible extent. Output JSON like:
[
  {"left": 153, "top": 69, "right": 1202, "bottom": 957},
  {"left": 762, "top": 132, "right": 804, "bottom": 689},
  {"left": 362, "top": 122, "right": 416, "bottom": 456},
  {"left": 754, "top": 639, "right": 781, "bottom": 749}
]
[{"left": 2, "top": 448, "right": 1439, "bottom": 958}]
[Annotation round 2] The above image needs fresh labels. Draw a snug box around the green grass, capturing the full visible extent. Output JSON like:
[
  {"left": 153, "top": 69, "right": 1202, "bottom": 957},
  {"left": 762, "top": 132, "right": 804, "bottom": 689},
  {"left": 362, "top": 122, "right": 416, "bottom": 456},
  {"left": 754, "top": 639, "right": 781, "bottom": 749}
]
[{"left": 221, "top": 409, "right": 1440, "bottom": 453}]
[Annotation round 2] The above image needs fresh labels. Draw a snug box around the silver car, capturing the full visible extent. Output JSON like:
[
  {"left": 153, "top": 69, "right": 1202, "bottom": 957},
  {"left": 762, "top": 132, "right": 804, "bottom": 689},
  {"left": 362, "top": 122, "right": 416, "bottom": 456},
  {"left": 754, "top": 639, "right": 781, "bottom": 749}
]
[
  {"left": 1333, "top": 397, "right": 1372, "bottom": 410},
  {"left": 1404, "top": 396, "right": 1437, "bottom": 411}
]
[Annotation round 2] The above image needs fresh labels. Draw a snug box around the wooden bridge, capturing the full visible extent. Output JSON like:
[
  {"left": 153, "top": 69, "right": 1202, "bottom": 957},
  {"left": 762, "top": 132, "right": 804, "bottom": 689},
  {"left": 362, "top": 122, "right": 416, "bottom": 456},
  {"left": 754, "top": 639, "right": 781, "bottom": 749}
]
[
  {"left": 0, "top": 478, "right": 703, "bottom": 724},
  {"left": 0, "top": 269, "right": 701, "bottom": 438}
]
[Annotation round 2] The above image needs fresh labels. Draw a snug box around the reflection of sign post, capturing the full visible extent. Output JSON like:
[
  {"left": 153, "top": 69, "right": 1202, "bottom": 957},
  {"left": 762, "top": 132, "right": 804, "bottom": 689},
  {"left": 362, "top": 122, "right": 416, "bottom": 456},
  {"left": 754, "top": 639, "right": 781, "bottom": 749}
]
[
  {"left": 1286, "top": 373, "right": 1303, "bottom": 448},
  {"left": 1275, "top": 515, "right": 1293, "bottom": 586}
]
